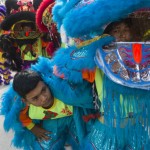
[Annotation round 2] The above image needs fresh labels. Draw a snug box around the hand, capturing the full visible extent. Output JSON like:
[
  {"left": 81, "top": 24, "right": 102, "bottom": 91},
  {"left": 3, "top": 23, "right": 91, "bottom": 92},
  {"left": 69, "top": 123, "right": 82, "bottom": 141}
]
[{"left": 30, "top": 124, "right": 51, "bottom": 141}]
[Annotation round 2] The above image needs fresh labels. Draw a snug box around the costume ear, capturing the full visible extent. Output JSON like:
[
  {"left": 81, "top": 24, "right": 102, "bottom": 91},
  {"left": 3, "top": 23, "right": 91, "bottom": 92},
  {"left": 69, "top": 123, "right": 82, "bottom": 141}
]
[{"left": 22, "top": 98, "right": 30, "bottom": 106}]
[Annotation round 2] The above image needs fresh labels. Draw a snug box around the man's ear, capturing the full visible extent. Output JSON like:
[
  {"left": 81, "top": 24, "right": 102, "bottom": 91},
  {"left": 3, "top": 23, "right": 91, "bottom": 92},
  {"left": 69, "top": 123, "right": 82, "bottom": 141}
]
[{"left": 21, "top": 98, "right": 30, "bottom": 106}]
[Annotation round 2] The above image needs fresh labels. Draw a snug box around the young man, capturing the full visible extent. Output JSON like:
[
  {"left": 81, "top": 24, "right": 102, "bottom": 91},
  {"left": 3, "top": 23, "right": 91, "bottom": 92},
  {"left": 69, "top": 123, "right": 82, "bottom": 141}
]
[
  {"left": 13, "top": 70, "right": 80, "bottom": 150},
  {"left": 104, "top": 19, "right": 134, "bottom": 42}
]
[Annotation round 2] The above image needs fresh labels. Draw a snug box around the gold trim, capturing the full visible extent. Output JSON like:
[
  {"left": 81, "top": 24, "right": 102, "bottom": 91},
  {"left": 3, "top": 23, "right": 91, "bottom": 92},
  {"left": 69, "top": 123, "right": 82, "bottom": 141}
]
[
  {"left": 11, "top": 20, "right": 35, "bottom": 31},
  {"left": 76, "top": 34, "right": 110, "bottom": 49}
]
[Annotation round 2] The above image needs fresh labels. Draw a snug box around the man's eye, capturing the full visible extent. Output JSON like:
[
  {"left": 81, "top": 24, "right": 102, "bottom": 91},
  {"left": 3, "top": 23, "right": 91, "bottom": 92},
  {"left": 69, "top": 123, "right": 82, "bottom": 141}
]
[
  {"left": 113, "top": 30, "right": 118, "bottom": 33},
  {"left": 124, "top": 29, "right": 130, "bottom": 32},
  {"left": 42, "top": 87, "right": 47, "bottom": 92},
  {"left": 33, "top": 96, "right": 38, "bottom": 101}
]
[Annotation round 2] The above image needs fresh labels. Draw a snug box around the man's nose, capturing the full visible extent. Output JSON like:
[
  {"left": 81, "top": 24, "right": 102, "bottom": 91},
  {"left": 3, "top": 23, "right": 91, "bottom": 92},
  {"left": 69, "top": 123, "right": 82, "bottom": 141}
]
[
  {"left": 40, "top": 94, "right": 47, "bottom": 103},
  {"left": 119, "top": 32, "right": 125, "bottom": 37}
]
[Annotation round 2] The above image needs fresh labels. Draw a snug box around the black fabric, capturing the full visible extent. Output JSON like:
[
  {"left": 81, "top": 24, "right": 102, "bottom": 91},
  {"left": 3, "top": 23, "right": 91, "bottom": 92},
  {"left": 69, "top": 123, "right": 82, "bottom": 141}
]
[{"left": 1, "top": 12, "right": 35, "bottom": 30}]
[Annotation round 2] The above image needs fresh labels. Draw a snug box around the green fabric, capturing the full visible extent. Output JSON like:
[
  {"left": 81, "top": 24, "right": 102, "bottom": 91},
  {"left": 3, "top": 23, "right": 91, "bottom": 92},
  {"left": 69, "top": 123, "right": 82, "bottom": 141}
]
[
  {"left": 20, "top": 38, "right": 47, "bottom": 61},
  {"left": 95, "top": 68, "right": 104, "bottom": 113},
  {"left": 29, "top": 98, "right": 73, "bottom": 120}
]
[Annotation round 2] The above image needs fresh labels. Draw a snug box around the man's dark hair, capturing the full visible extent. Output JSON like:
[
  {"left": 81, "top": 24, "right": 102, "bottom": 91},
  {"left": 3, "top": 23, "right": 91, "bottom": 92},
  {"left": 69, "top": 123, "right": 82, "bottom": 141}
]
[
  {"left": 104, "top": 18, "right": 133, "bottom": 34},
  {"left": 13, "top": 70, "right": 43, "bottom": 98},
  {"left": 104, "top": 18, "right": 143, "bottom": 41}
]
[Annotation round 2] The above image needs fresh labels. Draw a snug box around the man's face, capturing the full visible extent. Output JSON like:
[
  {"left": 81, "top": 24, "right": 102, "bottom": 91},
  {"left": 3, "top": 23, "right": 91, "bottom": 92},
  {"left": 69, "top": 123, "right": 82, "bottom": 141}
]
[
  {"left": 24, "top": 81, "right": 54, "bottom": 108},
  {"left": 110, "top": 23, "right": 132, "bottom": 42}
]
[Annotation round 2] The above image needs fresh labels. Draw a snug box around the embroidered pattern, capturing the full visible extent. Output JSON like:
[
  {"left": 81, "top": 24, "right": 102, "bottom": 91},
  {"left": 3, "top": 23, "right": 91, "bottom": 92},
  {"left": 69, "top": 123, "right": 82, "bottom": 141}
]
[
  {"left": 61, "top": 106, "right": 72, "bottom": 115},
  {"left": 43, "top": 110, "right": 58, "bottom": 119}
]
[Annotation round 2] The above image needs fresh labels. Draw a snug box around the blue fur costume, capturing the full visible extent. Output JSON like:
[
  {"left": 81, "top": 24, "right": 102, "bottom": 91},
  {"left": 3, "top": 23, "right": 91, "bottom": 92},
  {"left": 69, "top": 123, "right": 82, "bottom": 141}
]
[
  {"left": 51, "top": 0, "right": 150, "bottom": 149},
  {"left": 1, "top": 0, "right": 150, "bottom": 149},
  {"left": 0, "top": 57, "right": 95, "bottom": 149}
]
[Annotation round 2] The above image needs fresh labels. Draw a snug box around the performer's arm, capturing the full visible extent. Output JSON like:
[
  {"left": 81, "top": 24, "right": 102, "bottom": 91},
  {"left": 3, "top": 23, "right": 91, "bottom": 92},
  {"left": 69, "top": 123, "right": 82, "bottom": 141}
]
[
  {"left": 20, "top": 106, "right": 51, "bottom": 140},
  {"left": 19, "top": 105, "right": 35, "bottom": 129}
]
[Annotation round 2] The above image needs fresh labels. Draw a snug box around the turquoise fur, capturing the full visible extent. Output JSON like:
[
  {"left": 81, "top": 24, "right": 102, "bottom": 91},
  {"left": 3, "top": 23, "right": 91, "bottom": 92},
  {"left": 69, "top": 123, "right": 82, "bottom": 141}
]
[
  {"left": 51, "top": 0, "right": 150, "bottom": 149},
  {"left": 31, "top": 57, "right": 94, "bottom": 108},
  {"left": 52, "top": 36, "right": 114, "bottom": 81},
  {"left": 53, "top": 0, "right": 150, "bottom": 37},
  {"left": 1, "top": 0, "right": 150, "bottom": 149},
  {"left": 52, "top": 0, "right": 80, "bottom": 31},
  {"left": 0, "top": 57, "right": 94, "bottom": 149},
  {"left": 1, "top": 86, "right": 40, "bottom": 149}
]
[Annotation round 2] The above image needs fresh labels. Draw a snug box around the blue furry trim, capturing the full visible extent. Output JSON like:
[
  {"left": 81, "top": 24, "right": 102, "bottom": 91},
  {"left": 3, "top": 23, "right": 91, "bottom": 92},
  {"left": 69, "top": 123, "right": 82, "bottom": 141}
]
[
  {"left": 0, "top": 85, "right": 16, "bottom": 115},
  {"left": 3, "top": 96, "right": 23, "bottom": 132},
  {"left": 52, "top": 1, "right": 64, "bottom": 30},
  {"left": 0, "top": 56, "right": 95, "bottom": 149},
  {"left": 31, "top": 56, "right": 53, "bottom": 76},
  {"left": 52, "top": 36, "right": 114, "bottom": 83},
  {"left": 62, "top": 0, "right": 150, "bottom": 37},
  {"left": 52, "top": 0, "right": 80, "bottom": 30},
  {"left": 31, "top": 57, "right": 94, "bottom": 108},
  {"left": 0, "top": 85, "right": 42, "bottom": 149},
  {"left": 42, "top": 74, "right": 94, "bottom": 108}
]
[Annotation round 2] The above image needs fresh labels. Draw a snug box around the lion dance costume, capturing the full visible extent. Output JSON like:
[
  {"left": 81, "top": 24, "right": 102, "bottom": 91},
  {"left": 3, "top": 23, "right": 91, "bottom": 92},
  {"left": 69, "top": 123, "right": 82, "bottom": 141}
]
[
  {"left": 1, "top": 0, "right": 150, "bottom": 150},
  {"left": 0, "top": 0, "right": 94, "bottom": 149},
  {"left": 1, "top": 0, "right": 47, "bottom": 70},
  {"left": 50, "top": 0, "right": 150, "bottom": 149}
]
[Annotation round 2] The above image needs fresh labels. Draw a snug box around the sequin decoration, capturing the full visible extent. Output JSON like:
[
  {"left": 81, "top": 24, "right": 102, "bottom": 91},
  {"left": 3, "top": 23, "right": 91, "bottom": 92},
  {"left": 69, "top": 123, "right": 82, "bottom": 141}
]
[
  {"left": 70, "top": 48, "right": 88, "bottom": 60},
  {"left": 75, "top": 0, "right": 95, "bottom": 9},
  {"left": 96, "top": 42, "right": 150, "bottom": 90}
]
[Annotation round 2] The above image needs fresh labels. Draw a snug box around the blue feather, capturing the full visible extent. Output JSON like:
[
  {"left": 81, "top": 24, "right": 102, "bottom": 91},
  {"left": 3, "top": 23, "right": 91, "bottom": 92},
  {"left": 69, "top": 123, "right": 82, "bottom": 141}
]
[{"left": 61, "top": 0, "right": 150, "bottom": 37}]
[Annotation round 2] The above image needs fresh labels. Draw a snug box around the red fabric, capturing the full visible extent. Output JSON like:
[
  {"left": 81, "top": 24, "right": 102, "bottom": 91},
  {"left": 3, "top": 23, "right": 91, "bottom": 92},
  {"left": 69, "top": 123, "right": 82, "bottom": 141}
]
[
  {"left": 132, "top": 43, "right": 142, "bottom": 64},
  {"left": 46, "top": 42, "right": 55, "bottom": 56},
  {"left": 82, "top": 69, "right": 96, "bottom": 83},
  {"left": 82, "top": 113, "right": 100, "bottom": 122},
  {"left": 19, "top": 106, "right": 32, "bottom": 127}
]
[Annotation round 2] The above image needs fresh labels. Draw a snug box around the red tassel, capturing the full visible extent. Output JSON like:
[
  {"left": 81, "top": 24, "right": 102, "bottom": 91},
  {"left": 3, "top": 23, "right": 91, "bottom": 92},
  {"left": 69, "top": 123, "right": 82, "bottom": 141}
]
[{"left": 82, "top": 113, "right": 100, "bottom": 122}]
